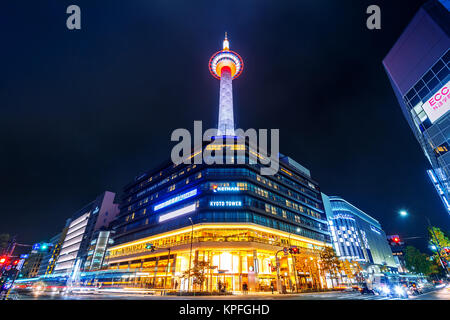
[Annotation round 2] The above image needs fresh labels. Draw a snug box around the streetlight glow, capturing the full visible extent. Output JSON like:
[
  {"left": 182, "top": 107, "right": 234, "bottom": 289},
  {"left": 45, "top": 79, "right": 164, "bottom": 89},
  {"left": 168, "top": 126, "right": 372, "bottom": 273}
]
[{"left": 399, "top": 210, "right": 408, "bottom": 217}]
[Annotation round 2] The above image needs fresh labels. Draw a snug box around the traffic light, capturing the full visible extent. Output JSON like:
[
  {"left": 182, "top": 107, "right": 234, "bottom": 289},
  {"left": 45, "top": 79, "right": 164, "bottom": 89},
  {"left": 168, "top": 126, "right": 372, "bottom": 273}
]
[
  {"left": 288, "top": 246, "right": 300, "bottom": 254},
  {"left": 32, "top": 242, "right": 54, "bottom": 252},
  {"left": 388, "top": 236, "right": 401, "bottom": 246},
  {"left": 12, "top": 260, "right": 19, "bottom": 266}
]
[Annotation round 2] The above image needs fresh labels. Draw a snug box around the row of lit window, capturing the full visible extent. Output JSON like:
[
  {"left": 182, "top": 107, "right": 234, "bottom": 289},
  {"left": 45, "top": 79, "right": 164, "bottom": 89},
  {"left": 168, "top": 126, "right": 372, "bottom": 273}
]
[
  {"left": 127, "top": 164, "right": 200, "bottom": 202},
  {"left": 123, "top": 172, "right": 203, "bottom": 223}
]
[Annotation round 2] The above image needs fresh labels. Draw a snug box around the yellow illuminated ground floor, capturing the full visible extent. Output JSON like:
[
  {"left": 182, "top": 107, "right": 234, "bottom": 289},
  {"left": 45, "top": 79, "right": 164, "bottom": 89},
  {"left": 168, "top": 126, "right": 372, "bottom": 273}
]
[{"left": 105, "top": 223, "right": 331, "bottom": 292}]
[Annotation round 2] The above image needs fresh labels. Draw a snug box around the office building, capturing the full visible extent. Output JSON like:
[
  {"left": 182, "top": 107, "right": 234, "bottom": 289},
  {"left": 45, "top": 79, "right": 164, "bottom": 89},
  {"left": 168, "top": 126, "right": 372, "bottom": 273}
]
[
  {"left": 383, "top": 0, "right": 450, "bottom": 214},
  {"left": 53, "top": 191, "right": 119, "bottom": 275},
  {"left": 322, "top": 195, "right": 397, "bottom": 273}
]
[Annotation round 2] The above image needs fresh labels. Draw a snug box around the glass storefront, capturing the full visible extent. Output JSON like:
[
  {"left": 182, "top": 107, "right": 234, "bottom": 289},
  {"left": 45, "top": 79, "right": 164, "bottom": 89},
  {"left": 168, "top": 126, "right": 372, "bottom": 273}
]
[{"left": 106, "top": 226, "right": 328, "bottom": 292}]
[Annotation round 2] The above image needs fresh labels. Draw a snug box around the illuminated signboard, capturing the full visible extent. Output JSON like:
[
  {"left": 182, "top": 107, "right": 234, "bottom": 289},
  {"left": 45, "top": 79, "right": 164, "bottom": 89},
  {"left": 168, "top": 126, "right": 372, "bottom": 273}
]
[
  {"left": 158, "top": 203, "right": 196, "bottom": 222},
  {"left": 370, "top": 226, "right": 381, "bottom": 235},
  {"left": 209, "top": 200, "right": 242, "bottom": 207},
  {"left": 212, "top": 185, "right": 240, "bottom": 192},
  {"left": 422, "top": 80, "right": 450, "bottom": 123},
  {"left": 154, "top": 189, "right": 198, "bottom": 211}
]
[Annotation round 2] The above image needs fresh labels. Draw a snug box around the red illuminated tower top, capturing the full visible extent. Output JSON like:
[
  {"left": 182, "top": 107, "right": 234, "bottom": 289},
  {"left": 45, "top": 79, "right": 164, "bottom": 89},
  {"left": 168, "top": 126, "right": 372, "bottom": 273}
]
[{"left": 209, "top": 33, "right": 244, "bottom": 136}]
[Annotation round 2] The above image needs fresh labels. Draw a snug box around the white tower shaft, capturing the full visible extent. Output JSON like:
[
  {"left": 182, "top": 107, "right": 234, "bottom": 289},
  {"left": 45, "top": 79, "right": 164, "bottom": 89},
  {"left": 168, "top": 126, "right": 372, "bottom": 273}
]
[{"left": 217, "top": 68, "right": 235, "bottom": 136}]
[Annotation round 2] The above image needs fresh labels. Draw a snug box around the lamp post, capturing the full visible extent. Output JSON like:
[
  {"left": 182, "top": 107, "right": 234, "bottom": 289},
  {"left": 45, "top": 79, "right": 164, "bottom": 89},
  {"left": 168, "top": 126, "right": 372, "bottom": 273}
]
[
  {"left": 399, "top": 210, "right": 449, "bottom": 275},
  {"left": 188, "top": 217, "right": 194, "bottom": 293},
  {"left": 275, "top": 249, "right": 283, "bottom": 293},
  {"left": 288, "top": 229, "right": 300, "bottom": 293},
  {"left": 164, "top": 247, "right": 171, "bottom": 295}
]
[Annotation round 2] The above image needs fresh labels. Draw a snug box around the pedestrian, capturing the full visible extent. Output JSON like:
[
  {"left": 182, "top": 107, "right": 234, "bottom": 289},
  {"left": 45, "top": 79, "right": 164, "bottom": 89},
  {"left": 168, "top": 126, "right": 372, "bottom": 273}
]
[
  {"left": 243, "top": 283, "right": 248, "bottom": 295},
  {"left": 175, "top": 280, "right": 178, "bottom": 290},
  {"left": 270, "top": 282, "right": 274, "bottom": 294}
]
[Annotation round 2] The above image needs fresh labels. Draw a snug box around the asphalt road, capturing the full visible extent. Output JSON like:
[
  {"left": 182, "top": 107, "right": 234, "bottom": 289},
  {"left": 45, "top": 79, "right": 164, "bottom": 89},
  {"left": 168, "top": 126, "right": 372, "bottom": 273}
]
[{"left": 7, "top": 287, "right": 449, "bottom": 300}]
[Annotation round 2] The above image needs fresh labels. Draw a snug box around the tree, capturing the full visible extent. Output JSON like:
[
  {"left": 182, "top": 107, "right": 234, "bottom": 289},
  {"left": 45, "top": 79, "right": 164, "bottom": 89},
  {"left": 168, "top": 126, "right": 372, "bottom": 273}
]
[
  {"left": 182, "top": 258, "right": 214, "bottom": 292},
  {"left": 319, "top": 247, "right": 341, "bottom": 287},
  {"left": 341, "top": 260, "right": 363, "bottom": 283},
  {"left": 428, "top": 226, "right": 450, "bottom": 272},
  {"left": 404, "top": 246, "right": 432, "bottom": 275}
]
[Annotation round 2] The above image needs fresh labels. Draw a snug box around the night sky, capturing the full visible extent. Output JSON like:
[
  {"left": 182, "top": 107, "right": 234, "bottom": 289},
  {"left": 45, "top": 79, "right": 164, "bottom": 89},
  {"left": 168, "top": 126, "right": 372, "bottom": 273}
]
[{"left": 2, "top": 0, "right": 448, "bottom": 253}]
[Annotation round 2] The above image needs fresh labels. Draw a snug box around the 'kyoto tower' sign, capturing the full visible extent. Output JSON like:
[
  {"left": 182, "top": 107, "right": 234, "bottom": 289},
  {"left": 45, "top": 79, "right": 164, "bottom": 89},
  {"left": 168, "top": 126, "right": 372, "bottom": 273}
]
[{"left": 209, "top": 33, "right": 244, "bottom": 136}]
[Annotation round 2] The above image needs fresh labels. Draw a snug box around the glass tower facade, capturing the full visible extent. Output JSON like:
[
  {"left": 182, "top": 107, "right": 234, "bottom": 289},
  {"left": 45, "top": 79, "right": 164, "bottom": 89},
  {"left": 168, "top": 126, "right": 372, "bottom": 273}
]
[
  {"left": 383, "top": 0, "right": 450, "bottom": 214},
  {"left": 322, "top": 195, "right": 397, "bottom": 271},
  {"left": 107, "top": 145, "right": 331, "bottom": 292}
]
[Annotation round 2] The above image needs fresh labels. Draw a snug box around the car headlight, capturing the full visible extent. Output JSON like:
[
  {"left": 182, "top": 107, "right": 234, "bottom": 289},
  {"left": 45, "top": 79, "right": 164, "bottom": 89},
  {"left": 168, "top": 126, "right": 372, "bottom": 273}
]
[{"left": 395, "top": 286, "right": 404, "bottom": 295}]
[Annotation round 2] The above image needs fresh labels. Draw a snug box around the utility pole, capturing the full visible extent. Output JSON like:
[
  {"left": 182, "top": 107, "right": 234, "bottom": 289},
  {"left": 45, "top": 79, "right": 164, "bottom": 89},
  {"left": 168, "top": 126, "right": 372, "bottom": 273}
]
[
  {"left": 287, "top": 234, "right": 299, "bottom": 292},
  {"left": 275, "top": 249, "right": 284, "bottom": 294},
  {"left": 164, "top": 247, "right": 171, "bottom": 295},
  {"left": 1, "top": 237, "right": 32, "bottom": 299}
]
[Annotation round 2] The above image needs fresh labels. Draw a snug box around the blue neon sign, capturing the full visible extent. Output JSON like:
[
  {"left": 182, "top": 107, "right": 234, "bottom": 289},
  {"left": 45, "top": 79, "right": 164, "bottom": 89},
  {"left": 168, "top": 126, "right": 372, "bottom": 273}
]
[
  {"left": 209, "top": 200, "right": 242, "bottom": 207},
  {"left": 154, "top": 189, "right": 198, "bottom": 211}
]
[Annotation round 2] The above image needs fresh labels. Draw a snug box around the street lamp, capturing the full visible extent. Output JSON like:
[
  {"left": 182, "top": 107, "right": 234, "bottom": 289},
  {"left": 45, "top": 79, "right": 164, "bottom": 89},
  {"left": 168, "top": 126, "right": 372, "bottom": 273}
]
[
  {"left": 187, "top": 217, "right": 194, "bottom": 293},
  {"left": 399, "top": 210, "right": 408, "bottom": 217}
]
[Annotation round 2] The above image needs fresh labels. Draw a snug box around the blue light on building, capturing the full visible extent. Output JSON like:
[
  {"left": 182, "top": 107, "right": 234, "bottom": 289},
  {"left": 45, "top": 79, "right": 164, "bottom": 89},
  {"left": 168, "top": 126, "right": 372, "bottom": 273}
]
[{"left": 154, "top": 188, "right": 198, "bottom": 211}]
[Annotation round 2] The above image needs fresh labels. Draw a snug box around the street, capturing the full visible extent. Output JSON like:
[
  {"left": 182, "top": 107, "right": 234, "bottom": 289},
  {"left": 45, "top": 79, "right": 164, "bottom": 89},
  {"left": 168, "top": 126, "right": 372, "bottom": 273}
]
[{"left": 7, "top": 286, "right": 449, "bottom": 300}]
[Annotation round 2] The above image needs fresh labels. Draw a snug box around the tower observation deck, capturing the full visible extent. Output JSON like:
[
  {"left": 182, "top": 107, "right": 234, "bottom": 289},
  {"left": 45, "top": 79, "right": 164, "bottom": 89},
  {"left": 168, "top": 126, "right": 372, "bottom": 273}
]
[{"left": 209, "top": 33, "right": 244, "bottom": 137}]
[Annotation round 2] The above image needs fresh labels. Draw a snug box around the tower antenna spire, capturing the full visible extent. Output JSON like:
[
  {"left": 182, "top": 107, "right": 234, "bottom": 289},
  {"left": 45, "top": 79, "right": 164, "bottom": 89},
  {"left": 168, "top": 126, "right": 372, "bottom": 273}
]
[{"left": 223, "top": 32, "right": 229, "bottom": 50}]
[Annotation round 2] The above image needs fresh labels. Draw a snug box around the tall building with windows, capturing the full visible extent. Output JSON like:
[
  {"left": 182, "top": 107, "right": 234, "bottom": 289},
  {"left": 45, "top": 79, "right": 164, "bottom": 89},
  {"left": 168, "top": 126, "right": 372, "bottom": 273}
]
[
  {"left": 383, "top": 0, "right": 450, "bottom": 214},
  {"left": 37, "top": 233, "right": 61, "bottom": 277},
  {"left": 53, "top": 191, "right": 119, "bottom": 275},
  {"left": 106, "top": 36, "right": 331, "bottom": 293},
  {"left": 322, "top": 195, "right": 397, "bottom": 273},
  {"left": 37, "top": 219, "right": 71, "bottom": 277}
]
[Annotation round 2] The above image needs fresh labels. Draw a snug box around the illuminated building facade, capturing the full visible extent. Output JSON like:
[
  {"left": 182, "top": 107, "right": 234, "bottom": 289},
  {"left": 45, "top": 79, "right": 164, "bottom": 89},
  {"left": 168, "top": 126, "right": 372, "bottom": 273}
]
[
  {"left": 383, "top": 0, "right": 450, "bottom": 214},
  {"left": 108, "top": 158, "right": 331, "bottom": 292},
  {"left": 53, "top": 191, "right": 119, "bottom": 275},
  {"left": 322, "top": 195, "right": 397, "bottom": 272},
  {"left": 19, "top": 251, "right": 44, "bottom": 279},
  {"left": 84, "top": 229, "right": 114, "bottom": 271},
  {"left": 37, "top": 220, "right": 71, "bottom": 277}
]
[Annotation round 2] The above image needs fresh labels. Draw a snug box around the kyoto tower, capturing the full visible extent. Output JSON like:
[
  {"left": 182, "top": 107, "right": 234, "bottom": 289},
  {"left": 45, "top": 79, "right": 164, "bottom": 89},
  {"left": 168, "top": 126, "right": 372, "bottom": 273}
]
[{"left": 209, "top": 33, "right": 244, "bottom": 136}]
